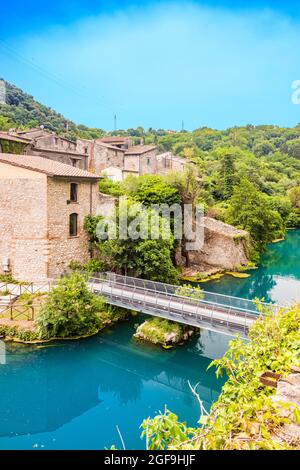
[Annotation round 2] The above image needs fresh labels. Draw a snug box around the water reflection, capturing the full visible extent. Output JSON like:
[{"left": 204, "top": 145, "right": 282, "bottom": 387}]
[
  {"left": 200, "top": 230, "right": 300, "bottom": 304},
  {"left": 0, "top": 326, "right": 224, "bottom": 440}
]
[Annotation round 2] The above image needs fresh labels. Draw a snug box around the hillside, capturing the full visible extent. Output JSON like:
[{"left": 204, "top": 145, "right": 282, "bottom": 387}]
[{"left": 0, "top": 80, "right": 105, "bottom": 141}]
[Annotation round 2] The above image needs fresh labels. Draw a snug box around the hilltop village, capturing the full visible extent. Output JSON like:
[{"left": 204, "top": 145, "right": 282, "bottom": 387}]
[{"left": 0, "top": 126, "right": 249, "bottom": 282}]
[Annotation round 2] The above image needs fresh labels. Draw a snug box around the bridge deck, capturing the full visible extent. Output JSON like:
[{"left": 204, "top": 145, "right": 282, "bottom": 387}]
[{"left": 89, "top": 273, "right": 267, "bottom": 338}]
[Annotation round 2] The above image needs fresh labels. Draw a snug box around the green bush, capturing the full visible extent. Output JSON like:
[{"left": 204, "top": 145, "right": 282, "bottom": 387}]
[
  {"left": 141, "top": 303, "right": 300, "bottom": 450},
  {"left": 37, "top": 272, "right": 106, "bottom": 340}
]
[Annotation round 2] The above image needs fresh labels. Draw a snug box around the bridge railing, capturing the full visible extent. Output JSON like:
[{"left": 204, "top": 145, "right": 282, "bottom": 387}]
[
  {"left": 92, "top": 272, "right": 267, "bottom": 314},
  {"left": 90, "top": 272, "right": 270, "bottom": 317},
  {"left": 89, "top": 274, "right": 259, "bottom": 336}
]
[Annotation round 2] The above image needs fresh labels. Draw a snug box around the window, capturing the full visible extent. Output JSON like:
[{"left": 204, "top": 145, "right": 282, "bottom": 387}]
[
  {"left": 69, "top": 213, "right": 78, "bottom": 237},
  {"left": 147, "top": 158, "right": 151, "bottom": 166},
  {"left": 70, "top": 183, "right": 78, "bottom": 202},
  {"left": 70, "top": 159, "right": 77, "bottom": 167}
]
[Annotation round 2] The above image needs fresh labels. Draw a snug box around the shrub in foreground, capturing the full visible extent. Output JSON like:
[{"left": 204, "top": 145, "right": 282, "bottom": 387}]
[
  {"left": 141, "top": 304, "right": 300, "bottom": 450},
  {"left": 37, "top": 273, "right": 106, "bottom": 340}
]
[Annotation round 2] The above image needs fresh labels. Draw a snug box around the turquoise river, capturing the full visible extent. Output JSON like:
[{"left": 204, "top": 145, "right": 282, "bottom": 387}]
[{"left": 0, "top": 230, "right": 299, "bottom": 450}]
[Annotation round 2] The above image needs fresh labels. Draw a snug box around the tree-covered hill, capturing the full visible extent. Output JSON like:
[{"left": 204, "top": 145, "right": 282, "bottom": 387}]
[{"left": 0, "top": 80, "right": 105, "bottom": 141}]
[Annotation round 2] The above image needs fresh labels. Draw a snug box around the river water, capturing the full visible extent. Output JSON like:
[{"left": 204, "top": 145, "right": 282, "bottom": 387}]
[{"left": 0, "top": 230, "right": 299, "bottom": 450}]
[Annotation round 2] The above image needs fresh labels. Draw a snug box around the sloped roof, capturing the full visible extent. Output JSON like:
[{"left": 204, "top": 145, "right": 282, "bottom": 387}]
[
  {"left": 0, "top": 153, "right": 100, "bottom": 180},
  {"left": 125, "top": 145, "right": 157, "bottom": 155},
  {"left": 0, "top": 132, "right": 31, "bottom": 144},
  {"left": 96, "top": 141, "right": 126, "bottom": 152},
  {"left": 101, "top": 136, "right": 130, "bottom": 143}
]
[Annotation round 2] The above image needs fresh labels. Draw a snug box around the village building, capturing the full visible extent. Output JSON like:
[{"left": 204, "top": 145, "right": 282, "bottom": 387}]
[
  {"left": 77, "top": 138, "right": 125, "bottom": 176},
  {"left": 6, "top": 128, "right": 88, "bottom": 169},
  {"left": 123, "top": 145, "right": 158, "bottom": 178},
  {"left": 15, "top": 128, "right": 77, "bottom": 152},
  {"left": 156, "top": 152, "right": 187, "bottom": 175},
  {"left": 0, "top": 131, "right": 31, "bottom": 154},
  {"left": 0, "top": 153, "right": 100, "bottom": 282},
  {"left": 100, "top": 136, "right": 133, "bottom": 150},
  {"left": 29, "top": 147, "right": 88, "bottom": 170}
]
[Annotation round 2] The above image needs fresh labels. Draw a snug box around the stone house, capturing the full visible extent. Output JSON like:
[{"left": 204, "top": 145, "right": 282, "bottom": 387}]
[
  {"left": 30, "top": 147, "right": 88, "bottom": 170},
  {"left": 100, "top": 136, "right": 133, "bottom": 150},
  {"left": 0, "top": 131, "right": 31, "bottom": 154},
  {"left": 123, "top": 145, "right": 158, "bottom": 178},
  {"left": 16, "top": 128, "right": 77, "bottom": 152},
  {"left": 156, "top": 152, "right": 187, "bottom": 175},
  {"left": 0, "top": 153, "right": 100, "bottom": 282},
  {"left": 77, "top": 138, "right": 125, "bottom": 175},
  {"left": 7, "top": 128, "right": 88, "bottom": 169}
]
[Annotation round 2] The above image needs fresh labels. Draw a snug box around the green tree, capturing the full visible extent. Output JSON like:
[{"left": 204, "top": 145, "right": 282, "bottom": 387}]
[
  {"left": 89, "top": 201, "right": 179, "bottom": 283},
  {"left": 288, "top": 186, "right": 300, "bottom": 209},
  {"left": 222, "top": 151, "right": 236, "bottom": 198},
  {"left": 226, "top": 179, "right": 284, "bottom": 249},
  {"left": 37, "top": 272, "right": 106, "bottom": 339},
  {"left": 125, "top": 174, "right": 181, "bottom": 207}
]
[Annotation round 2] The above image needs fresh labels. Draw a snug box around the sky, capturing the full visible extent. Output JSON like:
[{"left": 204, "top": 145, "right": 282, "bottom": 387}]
[{"left": 1, "top": 0, "right": 300, "bottom": 130}]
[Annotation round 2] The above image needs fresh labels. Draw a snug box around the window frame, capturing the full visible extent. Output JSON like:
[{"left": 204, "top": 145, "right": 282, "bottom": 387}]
[
  {"left": 70, "top": 183, "right": 78, "bottom": 203},
  {"left": 69, "top": 213, "right": 78, "bottom": 237}
]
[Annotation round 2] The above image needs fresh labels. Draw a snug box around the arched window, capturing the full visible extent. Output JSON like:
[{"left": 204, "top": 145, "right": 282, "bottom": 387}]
[{"left": 69, "top": 213, "right": 78, "bottom": 237}]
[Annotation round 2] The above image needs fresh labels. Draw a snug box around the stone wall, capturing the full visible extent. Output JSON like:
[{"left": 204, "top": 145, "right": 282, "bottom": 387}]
[
  {"left": 34, "top": 135, "right": 77, "bottom": 152},
  {"left": 47, "top": 178, "right": 98, "bottom": 278},
  {"left": 30, "top": 148, "right": 88, "bottom": 170},
  {"left": 139, "top": 149, "right": 158, "bottom": 175},
  {"left": 77, "top": 139, "right": 125, "bottom": 174},
  {"left": 0, "top": 162, "right": 99, "bottom": 281},
  {"left": 97, "top": 192, "right": 117, "bottom": 218},
  {"left": 0, "top": 164, "right": 49, "bottom": 281}
]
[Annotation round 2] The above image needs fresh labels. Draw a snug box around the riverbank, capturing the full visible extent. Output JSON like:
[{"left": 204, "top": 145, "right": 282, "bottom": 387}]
[
  {"left": 0, "top": 306, "right": 136, "bottom": 344},
  {"left": 142, "top": 302, "right": 300, "bottom": 450}
]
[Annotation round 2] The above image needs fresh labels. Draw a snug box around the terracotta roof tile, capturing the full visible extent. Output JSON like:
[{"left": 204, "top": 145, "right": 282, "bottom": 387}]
[
  {"left": 0, "top": 153, "right": 100, "bottom": 180},
  {"left": 100, "top": 136, "right": 130, "bottom": 143},
  {"left": 125, "top": 145, "right": 157, "bottom": 155}
]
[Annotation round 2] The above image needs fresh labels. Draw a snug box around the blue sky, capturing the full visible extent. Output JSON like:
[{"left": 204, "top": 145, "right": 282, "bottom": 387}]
[{"left": 1, "top": 0, "right": 300, "bottom": 130}]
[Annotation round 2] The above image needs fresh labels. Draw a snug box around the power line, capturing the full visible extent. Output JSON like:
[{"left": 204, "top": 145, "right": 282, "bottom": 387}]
[{"left": 0, "top": 38, "right": 122, "bottom": 116}]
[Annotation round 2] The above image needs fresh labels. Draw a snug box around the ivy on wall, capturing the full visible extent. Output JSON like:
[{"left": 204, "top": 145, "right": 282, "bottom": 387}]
[{"left": 0, "top": 139, "right": 27, "bottom": 155}]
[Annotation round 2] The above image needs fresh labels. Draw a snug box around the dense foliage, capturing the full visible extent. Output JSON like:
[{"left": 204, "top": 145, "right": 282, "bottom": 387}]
[
  {"left": 84, "top": 199, "right": 179, "bottom": 283},
  {"left": 37, "top": 273, "right": 106, "bottom": 339},
  {"left": 0, "top": 80, "right": 105, "bottom": 141},
  {"left": 141, "top": 304, "right": 300, "bottom": 450}
]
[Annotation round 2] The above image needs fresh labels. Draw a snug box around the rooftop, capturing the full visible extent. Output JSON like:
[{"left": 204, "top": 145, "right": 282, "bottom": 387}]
[
  {"left": 125, "top": 145, "right": 157, "bottom": 155},
  {"left": 0, "top": 131, "right": 31, "bottom": 144},
  {"left": 96, "top": 141, "right": 126, "bottom": 152},
  {"left": 0, "top": 153, "right": 100, "bottom": 180},
  {"left": 33, "top": 147, "right": 87, "bottom": 158},
  {"left": 101, "top": 136, "right": 131, "bottom": 143}
]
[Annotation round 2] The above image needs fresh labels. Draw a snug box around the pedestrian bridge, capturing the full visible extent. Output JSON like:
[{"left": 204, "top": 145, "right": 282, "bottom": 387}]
[{"left": 89, "top": 273, "right": 276, "bottom": 338}]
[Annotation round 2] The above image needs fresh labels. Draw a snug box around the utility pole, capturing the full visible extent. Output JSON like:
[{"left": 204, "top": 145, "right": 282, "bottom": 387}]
[
  {"left": 181, "top": 120, "right": 185, "bottom": 132},
  {"left": 114, "top": 114, "right": 117, "bottom": 132}
]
